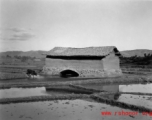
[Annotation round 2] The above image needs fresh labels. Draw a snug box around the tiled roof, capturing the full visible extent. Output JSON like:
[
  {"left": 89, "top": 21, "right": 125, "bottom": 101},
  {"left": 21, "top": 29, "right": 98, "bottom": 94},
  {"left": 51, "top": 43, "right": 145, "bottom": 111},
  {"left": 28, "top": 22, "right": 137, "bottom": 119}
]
[{"left": 47, "top": 46, "right": 120, "bottom": 56}]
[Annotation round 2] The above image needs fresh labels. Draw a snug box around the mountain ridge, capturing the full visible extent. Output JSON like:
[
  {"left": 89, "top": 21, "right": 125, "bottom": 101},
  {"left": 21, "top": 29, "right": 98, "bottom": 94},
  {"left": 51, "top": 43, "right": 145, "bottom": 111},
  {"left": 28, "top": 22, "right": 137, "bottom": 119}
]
[
  {"left": 0, "top": 49, "right": 152, "bottom": 58},
  {"left": 121, "top": 49, "right": 152, "bottom": 57}
]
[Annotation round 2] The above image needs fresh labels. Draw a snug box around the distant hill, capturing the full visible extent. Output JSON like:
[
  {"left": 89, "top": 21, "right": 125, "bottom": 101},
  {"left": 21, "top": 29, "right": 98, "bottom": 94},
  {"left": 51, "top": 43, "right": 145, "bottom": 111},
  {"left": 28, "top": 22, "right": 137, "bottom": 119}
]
[
  {"left": 0, "top": 51, "right": 48, "bottom": 58},
  {"left": 121, "top": 49, "right": 152, "bottom": 57},
  {"left": 0, "top": 49, "right": 152, "bottom": 58}
]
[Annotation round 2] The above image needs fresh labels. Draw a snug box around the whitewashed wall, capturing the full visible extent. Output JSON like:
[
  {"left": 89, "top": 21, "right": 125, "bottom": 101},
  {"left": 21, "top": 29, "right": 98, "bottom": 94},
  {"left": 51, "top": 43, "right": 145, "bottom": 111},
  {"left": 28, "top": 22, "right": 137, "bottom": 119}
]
[{"left": 43, "top": 54, "right": 122, "bottom": 77}]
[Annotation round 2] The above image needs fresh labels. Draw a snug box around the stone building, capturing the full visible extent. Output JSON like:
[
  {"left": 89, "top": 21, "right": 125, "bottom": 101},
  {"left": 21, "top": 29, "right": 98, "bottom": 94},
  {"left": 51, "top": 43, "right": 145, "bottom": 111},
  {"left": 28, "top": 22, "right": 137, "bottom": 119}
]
[{"left": 43, "top": 46, "right": 122, "bottom": 77}]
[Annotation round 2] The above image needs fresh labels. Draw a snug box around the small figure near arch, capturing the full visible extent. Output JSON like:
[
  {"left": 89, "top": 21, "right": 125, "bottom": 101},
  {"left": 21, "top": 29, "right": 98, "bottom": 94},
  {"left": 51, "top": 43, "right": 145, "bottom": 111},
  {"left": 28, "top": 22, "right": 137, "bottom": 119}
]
[{"left": 26, "top": 69, "right": 37, "bottom": 78}]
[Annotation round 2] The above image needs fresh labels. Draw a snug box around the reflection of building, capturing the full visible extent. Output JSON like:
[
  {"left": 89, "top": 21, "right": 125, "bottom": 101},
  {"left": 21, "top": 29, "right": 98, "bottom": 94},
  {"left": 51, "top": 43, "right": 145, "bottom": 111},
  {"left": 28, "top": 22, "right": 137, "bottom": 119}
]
[
  {"left": 101, "top": 85, "right": 120, "bottom": 100},
  {"left": 43, "top": 46, "right": 122, "bottom": 77},
  {"left": 102, "top": 85, "right": 119, "bottom": 93}
]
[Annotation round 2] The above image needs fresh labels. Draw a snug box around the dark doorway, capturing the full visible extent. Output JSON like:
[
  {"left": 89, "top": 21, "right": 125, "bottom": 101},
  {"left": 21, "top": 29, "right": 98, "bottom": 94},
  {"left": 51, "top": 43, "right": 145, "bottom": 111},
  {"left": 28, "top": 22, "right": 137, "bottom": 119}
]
[{"left": 60, "top": 70, "right": 79, "bottom": 78}]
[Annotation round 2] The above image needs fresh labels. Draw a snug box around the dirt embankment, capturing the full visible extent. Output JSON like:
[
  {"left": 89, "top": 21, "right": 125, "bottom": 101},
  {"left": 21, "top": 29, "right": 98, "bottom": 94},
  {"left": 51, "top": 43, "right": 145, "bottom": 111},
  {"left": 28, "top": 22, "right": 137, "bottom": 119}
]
[{"left": 0, "top": 74, "right": 152, "bottom": 89}]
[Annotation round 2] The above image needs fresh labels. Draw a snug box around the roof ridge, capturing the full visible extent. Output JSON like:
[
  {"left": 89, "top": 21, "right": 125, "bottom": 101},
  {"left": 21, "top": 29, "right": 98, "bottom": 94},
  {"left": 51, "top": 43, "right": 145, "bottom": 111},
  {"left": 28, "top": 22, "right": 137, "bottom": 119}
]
[
  {"left": 53, "top": 46, "right": 116, "bottom": 49},
  {"left": 48, "top": 46, "right": 119, "bottom": 56}
]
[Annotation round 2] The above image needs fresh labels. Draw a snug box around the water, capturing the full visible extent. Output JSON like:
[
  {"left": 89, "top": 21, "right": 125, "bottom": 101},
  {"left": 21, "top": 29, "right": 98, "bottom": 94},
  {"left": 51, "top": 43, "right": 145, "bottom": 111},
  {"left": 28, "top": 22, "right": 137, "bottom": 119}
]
[
  {"left": 82, "top": 83, "right": 152, "bottom": 109},
  {"left": 0, "top": 87, "right": 48, "bottom": 98},
  {"left": 82, "top": 83, "right": 152, "bottom": 93},
  {"left": 0, "top": 87, "right": 70, "bottom": 99},
  {"left": 0, "top": 99, "right": 150, "bottom": 120},
  {"left": 119, "top": 83, "right": 152, "bottom": 93},
  {"left": 118, "top": 94, "right": 152, "bottom": 109},
  {"left": 0, "top": 83, "right": 152, "bottom": 113},
  {"left": 118, "top": 83, "right": 152, "bottom": 109}
]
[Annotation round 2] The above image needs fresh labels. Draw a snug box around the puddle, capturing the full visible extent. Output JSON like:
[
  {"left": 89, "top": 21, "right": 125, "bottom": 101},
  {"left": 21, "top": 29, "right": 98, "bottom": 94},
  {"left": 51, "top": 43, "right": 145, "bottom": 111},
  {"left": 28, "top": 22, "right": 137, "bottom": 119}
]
[{"left": 0, "top": 99, "right": 151, "bottom": 120}]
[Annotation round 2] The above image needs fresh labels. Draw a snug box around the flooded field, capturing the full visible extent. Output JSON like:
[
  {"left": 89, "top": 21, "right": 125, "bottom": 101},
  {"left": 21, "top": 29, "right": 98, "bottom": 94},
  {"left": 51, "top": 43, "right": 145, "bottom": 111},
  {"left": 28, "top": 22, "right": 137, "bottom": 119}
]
[
  {"left": 82, "top": 83, "right": 152, "bottom": 93},
  {"left": 0, "top": 80, "right": 152, "bottom": 120},
  {"left": 117, "top": 83, "right": 152, "bottom": 109},
  {"left": 82, "top": 83, "right": 152, "bottom": 108},
  {"left": 0, "top": 99, "right": 151, "bottom": 120},
  {"left": 119, "top": 83, "right": 152, "bottom": 93},
  {"left": 118, "top": 94, "right": 152, "bottom": 109},
  {"left": 0, "top": 87, "right": 71, "bottom": 99},
  {"left": 0, "top": 87, "right": 47, "bottom": 98}
]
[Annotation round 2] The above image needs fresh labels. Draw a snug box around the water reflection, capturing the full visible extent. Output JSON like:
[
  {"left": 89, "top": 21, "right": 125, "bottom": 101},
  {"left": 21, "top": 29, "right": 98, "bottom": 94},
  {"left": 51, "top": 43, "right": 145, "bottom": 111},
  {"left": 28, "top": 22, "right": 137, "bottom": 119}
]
[
  {"left": 0, "top": 100, "right": 149, "bottom": 120},
  {"left": 106, "top": 93, "right": 121, "bottom": 100},
  {"left": 119, "top": 83, "right": 152, "bottom": 93},
  {"left": 82, "top": 84, "right": 119, "bottom": 92},
  {"left": 0, "top": 87, "right": 49, "bottom": 98},
  {"left": 83, "top": 83, "right": 152, "bottom": 94},
  {"left": 100, "top": 83, "right": 152, "bottom": 108},
  {"left": 45, "top": 86, "right": 94, "bottom": 94},
  {"left": 118, "top": 94, "right": 152, "bottom": 109},
  {"left": 82, "top": 83, "right": 152, "bottom": 100},
  {"left": 0, "top": 83, "right": 152, "bottom": 104}
]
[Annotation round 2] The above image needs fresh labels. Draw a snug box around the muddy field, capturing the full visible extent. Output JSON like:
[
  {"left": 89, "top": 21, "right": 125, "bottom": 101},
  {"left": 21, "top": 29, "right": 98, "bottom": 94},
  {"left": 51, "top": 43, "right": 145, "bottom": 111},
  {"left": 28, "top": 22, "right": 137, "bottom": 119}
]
[{"left": 0, "top": 63, "right": 152, "bottom": 120}]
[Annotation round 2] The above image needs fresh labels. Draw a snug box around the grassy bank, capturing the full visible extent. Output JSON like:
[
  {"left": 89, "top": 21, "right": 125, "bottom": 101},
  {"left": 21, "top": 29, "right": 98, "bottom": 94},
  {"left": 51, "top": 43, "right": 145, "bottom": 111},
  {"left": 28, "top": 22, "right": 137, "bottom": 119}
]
[
  {"left": 90, "top": 95, "right": 152, "bottom": 113},
  {"left": 118, "top": 92, "right": 152, "bottom": 96},
  {"left": 0, "top": 75, "right": 151, "bottom": 89},
  {"left": 0, "top": 72, "right": 27, "bottom": 80},
  {"left": 0, "top": 94, "right": 89, "bottom": 104},
  {"left": 69, "top": 84, "right": 105, "bottom": 92},
  {"left": 1, "top": 92, "right": 151, "bottom": 113},
  {"left": 46, "top": 86, "right": 94, "bottom": 94}
]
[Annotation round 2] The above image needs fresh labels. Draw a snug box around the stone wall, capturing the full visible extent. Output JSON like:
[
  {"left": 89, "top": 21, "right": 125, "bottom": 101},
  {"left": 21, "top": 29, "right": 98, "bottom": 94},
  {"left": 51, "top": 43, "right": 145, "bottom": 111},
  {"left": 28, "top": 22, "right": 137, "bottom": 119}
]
[
  {"left": 43, "top": 59, "right": 104, "bottom": 77},
  {"left": 103, "top": 53, "right": 120, "bottom": 70},
  {"left": 102, "top": 53, "right": 122, "bottom": 77},
  {"left": 43, "top": 54, "right": 122, "bottom": 77}
]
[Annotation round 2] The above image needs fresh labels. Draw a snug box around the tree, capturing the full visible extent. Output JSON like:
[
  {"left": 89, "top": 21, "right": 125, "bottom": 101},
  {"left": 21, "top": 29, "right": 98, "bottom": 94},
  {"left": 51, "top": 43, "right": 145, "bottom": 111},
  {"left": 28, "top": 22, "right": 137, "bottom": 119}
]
[{"left": 6, "top": 55, "right": 11, "bottom": 58}]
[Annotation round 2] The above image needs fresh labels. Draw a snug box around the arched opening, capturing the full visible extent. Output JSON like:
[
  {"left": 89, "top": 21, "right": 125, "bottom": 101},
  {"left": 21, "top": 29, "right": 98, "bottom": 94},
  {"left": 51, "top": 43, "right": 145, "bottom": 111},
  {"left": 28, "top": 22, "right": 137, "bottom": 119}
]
[{"left": 60, "top": 70, "right": 79, "bottom": 78}]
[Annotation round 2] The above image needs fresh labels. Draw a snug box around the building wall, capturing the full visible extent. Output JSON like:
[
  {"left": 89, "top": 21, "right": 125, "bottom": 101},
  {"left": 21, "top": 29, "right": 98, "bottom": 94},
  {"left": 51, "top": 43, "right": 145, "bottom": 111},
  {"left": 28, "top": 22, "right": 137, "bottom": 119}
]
[
  {"left": 43, "top": 58, "right": 105, "bottom": 77},
  {"left": 102, "top": 53, "right": 122, "bottom": 77},
  {"left": 103, "top": 53, "right": 120, "bottom": 70},
  {"left": 43, "top": 53, "right": 122, "bottom": 77}
]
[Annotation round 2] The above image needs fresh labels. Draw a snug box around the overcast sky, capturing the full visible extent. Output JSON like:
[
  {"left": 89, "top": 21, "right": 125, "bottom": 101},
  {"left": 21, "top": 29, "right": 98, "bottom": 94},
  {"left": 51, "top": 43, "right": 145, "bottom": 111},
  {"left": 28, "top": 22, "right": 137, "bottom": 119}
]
[{"left": 0, "top": 0, "right": 152, "bottom": 52}]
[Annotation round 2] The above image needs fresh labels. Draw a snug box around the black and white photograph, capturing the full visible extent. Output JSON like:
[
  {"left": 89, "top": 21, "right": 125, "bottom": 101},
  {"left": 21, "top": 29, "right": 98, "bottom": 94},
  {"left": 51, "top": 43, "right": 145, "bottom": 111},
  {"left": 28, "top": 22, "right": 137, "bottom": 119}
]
[{"left": 0, "top": 0, "right": 152, "bottom": 120}]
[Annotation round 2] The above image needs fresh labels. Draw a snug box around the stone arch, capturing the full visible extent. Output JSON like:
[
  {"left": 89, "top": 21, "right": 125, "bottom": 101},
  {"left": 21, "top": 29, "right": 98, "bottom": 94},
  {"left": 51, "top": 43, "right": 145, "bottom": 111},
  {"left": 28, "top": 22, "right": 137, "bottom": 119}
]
[{"left": 60, "top": 69, "right": 79, "bottom": 78}]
